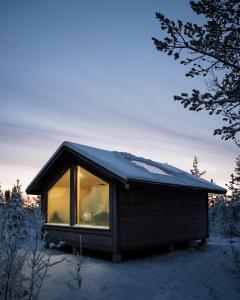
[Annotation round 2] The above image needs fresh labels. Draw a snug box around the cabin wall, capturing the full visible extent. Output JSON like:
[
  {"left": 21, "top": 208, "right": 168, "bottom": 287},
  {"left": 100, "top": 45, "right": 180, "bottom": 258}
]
[
  {"left": 118, "top": 183, "right": 208, "bottom": 251},
  {"left": 44, "top": 224, "right": 113, "bottom": 252}
]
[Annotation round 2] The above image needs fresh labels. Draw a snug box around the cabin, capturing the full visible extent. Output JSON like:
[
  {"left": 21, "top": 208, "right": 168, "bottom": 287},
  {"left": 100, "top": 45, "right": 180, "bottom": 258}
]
[{"left": 26, "top": 141, "right": 226, "bottom": 261}]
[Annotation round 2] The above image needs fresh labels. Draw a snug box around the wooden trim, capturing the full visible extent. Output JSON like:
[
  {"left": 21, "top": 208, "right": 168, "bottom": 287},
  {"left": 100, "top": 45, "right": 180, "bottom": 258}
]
[
  {"left": 128, "top": 179, "right": 225, "bottom": 194},
  {"left": 26, "top": 144, "right": 226, "bottom": 195},
  {"left": 70, "top": 165, "right": 77, "bottom": 226},
  {"left": 74, "top": 159, "right": 113, "bottom": 186},
  {"left": 74, "top": 165, "right": 78, "bottom": 224},
  {"left": 45, "top": 165, "right": 72, "bottom": 193},
  {"left": 73, "top": 163, "right": 113, "bottom": 234},
  {"left": 67, "top": 148, "right": 126, "bottom": 183},
  {"left": 41, "top": 192, "right": 47, "bottom": 222},
  {"left": 26, "top": 146, "right": 126, "bottom": 194},
  {"left": 206, "top": 193, "right": 209, "bottom": 238},
  {"left": 44, "top": 224, "right": 111, "bottom": 235},
  {"left": 44, "top": 163, "right": 114, "bottom": 234},
  {"left": 26, "top": 146, "right": 68, "bottom": 194},
  {"left": 112, "top": 183, "right": 120, "bottom": 254}
]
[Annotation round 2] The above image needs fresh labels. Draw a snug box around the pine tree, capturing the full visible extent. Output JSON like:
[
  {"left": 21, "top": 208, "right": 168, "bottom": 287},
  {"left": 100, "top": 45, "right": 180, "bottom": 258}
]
[
  {"left": 153, "top": 0, "right": 240, "bottom": 146},
  {"left": 190, "top": 156, "right": 206, "bottom": 177},
  {"left": 10, "top": 179, "right": 22, "bottom": 207},
  {"left": 4, "top": 190, "right": 10, "bottom": 204},
  {"left": 0, "top": 183, "right": 4, "bottom": 206},
  {"left": 234, "top": 155, "right": 240, "bottom": 183},
  {"left": 209, "top": 179, "right": 217, "bottom": 207}
]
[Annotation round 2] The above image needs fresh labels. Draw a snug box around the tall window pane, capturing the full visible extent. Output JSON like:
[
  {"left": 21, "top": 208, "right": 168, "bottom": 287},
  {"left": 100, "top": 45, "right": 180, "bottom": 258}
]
[
  {"left": 77, "top": 166, "right": 109, "bottom": 228},
  {"left": 47, "top": 169, "right": 70, "bottom": 224}
]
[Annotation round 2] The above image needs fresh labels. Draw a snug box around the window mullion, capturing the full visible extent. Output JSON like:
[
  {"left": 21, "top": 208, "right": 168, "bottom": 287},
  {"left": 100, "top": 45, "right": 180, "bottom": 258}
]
[{"left": 70, "top": 165, "right": 77, "bottom": 226}]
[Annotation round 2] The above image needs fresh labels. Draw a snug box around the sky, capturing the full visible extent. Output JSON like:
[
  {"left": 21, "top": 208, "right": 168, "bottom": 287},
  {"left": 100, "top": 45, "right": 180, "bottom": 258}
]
[{"left": 0, "top": 0, "right": 239, "bottom": 192}]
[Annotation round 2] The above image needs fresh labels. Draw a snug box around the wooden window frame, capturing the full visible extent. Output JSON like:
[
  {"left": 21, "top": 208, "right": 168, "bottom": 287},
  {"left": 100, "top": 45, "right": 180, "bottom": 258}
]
[{"left": 45, "top": 164, "right": 112, "bottom": 232}]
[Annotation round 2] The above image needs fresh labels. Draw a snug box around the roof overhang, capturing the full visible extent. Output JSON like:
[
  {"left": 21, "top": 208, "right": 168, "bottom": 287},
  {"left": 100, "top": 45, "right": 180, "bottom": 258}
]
[
  {"left": 26, "top": 143, "right": 127, "bottom": 194},
  {"left": 127, "top": 179, "right": 227, "bottom": 194},
  {"left": 26, "top": 142, "right": 227, "bottom": 195}
]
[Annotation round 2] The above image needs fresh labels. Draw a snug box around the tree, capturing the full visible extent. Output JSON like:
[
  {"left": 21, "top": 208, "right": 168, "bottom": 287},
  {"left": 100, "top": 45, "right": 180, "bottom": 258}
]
[
  {"left": 0, "top": 184, "right": 65, "bottom": 299},
  {"left": 0, "top": 183, "right": 4, "bottom": 206},
  {"left": 234, "top": 154, "right": 240, "bottom": 181},
  {"left": 10, "top": 179, "right": 22, "bottom": 207},
  {"left": 209, "top": 179, "right": 217, "bottom": 206},
  {"left": 4, "top": 190, "right": 10, "bottom": 204},
  {"left": 190, "top": 156, "right": 206, "bottom": 177},
  {"left": 153, "top": 0, "right": 240, "bottom": 146},
  {"left": 226, "top": 155, "right": 240, "bottom": 199}
]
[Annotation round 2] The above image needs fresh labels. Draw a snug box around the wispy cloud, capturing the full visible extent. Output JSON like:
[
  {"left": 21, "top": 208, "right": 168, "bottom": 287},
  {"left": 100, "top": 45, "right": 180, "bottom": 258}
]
[{"left": 0, "top": 0, "right": 238, "bottom": 190}]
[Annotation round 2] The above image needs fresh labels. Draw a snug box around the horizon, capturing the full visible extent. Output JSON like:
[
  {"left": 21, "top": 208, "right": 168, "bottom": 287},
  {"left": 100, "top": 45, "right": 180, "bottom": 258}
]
[{"left": 0, "top": 0, "right": 239, "bottom": 192}]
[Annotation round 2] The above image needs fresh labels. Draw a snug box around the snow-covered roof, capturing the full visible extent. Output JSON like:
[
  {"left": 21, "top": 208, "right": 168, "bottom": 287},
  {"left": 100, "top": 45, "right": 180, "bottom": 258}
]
[
  {"left": 26, "top": 141, "right": 226, "bottom": 194},
  {"left": 64, "top": 141, "right": 226, "bottom": 193}
]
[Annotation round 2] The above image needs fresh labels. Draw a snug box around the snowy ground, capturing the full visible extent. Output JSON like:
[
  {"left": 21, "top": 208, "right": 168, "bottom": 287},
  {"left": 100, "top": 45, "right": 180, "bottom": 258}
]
[{"left": 39, "top": 238, "right": 240, "bottom": 300}]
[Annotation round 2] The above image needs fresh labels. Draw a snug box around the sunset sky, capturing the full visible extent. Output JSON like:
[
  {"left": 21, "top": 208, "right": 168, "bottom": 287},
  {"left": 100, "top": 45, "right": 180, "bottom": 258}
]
[{"left": 0, "top": 0, "right": 239, "bottom": 192}]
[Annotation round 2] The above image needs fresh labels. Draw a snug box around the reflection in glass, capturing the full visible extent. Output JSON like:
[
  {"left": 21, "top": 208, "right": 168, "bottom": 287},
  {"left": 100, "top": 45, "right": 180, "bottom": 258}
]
[
  {"left": 77, "top": 166, "right": 109, "bottom": 228},
  {"left": 47, "top": 169, "right": 70, "bottom": 224}
]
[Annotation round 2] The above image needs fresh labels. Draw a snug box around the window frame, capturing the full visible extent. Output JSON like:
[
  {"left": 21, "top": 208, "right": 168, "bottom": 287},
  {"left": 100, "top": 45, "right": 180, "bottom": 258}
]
[
  {"left": 45, "top": 164, "right": 112, "bottom": 232},
  {"left": 46, "top": 167, "right": 71, "bottom": 226},
  {"left": 75, "top": 165, "right": 110, "bottom": 229}
]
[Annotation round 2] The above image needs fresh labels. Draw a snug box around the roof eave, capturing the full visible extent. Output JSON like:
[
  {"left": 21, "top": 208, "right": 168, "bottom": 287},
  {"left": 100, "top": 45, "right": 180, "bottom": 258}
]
[
  {"left": 127, "top": 178, "right": 227, "bottom": 194},
  {"left": 26, "top": 143, "right": 127, "bottom": 194}
]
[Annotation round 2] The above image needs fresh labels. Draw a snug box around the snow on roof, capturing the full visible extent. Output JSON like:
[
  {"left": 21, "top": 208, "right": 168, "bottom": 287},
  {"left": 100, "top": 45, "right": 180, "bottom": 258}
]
[
  {"left": 63, "top": 141, "right": 226, "bottom": 193},
  {"left": 131, "top": 160, "right": 172, "bottom": 176}
]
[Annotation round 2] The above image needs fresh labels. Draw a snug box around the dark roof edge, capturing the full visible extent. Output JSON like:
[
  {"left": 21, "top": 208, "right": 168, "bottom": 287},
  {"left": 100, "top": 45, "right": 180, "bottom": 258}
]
[
  {"left": 66, "top": 147, "right": 127, "bottom": 183},
  {"left": 26, "top": 143, "right": 66, "bottom": 194},
  {"left": 128, "top": 179, "right": 227, "bottom": 194},
  {"left": 26, "top": 142, "right": 227, "bottom": 195},
  {"left": 26, "top": 143, "right": 127, "bottom": 194}
]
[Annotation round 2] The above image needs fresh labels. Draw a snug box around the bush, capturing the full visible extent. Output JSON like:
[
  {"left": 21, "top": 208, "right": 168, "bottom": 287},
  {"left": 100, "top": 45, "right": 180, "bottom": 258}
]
[
  {"left": 209, "top": 195, "right": 240, "bottom": 237},
  {"left": 0, "top": 192, "right": 64, "bottom": 300}
]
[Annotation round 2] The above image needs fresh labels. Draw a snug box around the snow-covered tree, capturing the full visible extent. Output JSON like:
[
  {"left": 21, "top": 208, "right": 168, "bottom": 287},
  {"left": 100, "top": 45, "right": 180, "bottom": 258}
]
[
  {"left": 0, "top": 183, "right": 4, "bottom": 206},
  {"left": 209, "top": 196, "right": 227, "bottom": 236},
  {"left": 226, "top": 155, "right": 240, "bottom": 200},
  {"left": 0, "top": 200, "right": 30, "bottom": 298},
  {"left": 210, "top": 158, "right": 240, "bottom": 237},
  {"left": 4, "top": 189, "right": 10, "bottom": 204},
  {"left": 190, "top": 156, "right": 206, "bottom": 177},
  {"left": 153, "top": 0, "right": 240, "bottom": 146},
  {"left": 234, "top": 155, "right": 240, "bottom": 193},
  {"left": 9, "top": 179, "right": 22, "bottom": 207},
  {"left": 208, "top": 179, "right": 217, "bottom": 207},
  {"left": 0, "top": 183, "right": 65, "bottom": 299}
]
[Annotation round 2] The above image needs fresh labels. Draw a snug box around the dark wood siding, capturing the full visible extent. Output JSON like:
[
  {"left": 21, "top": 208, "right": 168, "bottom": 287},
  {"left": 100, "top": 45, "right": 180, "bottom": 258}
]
[
  {"left": 118, "top": 183, "right": 208, "bottom": 251},
  {"left": 44, "top": 225, "right": 113, "bottom": 252}
]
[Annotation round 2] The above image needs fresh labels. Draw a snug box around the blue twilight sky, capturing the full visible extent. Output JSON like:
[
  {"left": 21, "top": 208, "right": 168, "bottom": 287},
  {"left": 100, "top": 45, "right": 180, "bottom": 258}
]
[{"left": 0, "top": 0, "right": 238, "bottom": 191}]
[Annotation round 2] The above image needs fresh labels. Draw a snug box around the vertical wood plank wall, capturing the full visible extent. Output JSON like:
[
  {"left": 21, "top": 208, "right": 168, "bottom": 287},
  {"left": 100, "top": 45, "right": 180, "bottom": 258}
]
[{"left": 118, "top": 183, "right": 208, "bottom": 251}]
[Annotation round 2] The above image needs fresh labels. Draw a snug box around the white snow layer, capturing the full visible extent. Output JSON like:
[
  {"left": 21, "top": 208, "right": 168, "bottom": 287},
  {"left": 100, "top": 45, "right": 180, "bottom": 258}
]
[
  {"left": 62, "top": 141, "right": 226, "bottom": 193},
  {"left": 39, "top": 239, "right": 240, "bottom": 300},
  {"left": 131, "top": 160, "right": 172, "bottom": 176}
]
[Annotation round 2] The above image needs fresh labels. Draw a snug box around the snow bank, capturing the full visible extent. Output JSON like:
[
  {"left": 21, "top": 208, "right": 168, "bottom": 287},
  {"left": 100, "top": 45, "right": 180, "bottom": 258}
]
[{"left": 39, "top": 242, "right": 240, "bottom": 300}]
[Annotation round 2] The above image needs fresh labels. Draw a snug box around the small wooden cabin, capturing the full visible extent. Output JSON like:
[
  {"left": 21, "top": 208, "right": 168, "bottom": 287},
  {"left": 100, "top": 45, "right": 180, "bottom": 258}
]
[{"left": 26, "top": 141, "right": 226, "bottom": 261}]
